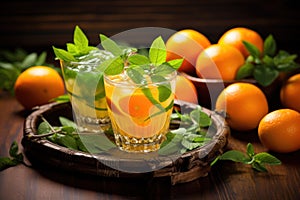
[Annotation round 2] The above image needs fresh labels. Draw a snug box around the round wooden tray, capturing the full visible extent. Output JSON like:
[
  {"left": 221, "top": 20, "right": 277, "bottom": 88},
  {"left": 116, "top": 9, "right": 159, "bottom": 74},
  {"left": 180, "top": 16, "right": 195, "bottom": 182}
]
[{"left": 22, "top": 100, "right": 230, "bottom": 185}]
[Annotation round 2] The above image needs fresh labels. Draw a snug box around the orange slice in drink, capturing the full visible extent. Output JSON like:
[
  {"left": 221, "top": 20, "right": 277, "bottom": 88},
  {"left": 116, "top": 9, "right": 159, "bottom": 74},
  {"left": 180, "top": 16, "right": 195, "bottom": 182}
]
[{"left": 119, "top": 94, "right": 154, "bottom": 126}]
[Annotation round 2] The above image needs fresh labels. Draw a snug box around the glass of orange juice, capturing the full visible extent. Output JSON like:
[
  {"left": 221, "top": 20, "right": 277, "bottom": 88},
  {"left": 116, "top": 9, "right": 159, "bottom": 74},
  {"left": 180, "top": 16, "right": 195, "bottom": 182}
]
[
  {"left": 104, "top": 70, "right": 177, "bottom": 152},
  {"left": 60, "top": 49, "right": 114, "bottom": 133}
]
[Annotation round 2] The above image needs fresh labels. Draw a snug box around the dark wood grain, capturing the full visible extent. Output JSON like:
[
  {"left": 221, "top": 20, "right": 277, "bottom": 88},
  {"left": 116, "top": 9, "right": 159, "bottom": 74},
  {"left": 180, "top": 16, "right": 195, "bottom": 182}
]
[
  {"left": 0, "top": 92, "right": 300, "bottom": 200},
  {"left": 1, "top": 0, "right": 300, "bottom": 57}
]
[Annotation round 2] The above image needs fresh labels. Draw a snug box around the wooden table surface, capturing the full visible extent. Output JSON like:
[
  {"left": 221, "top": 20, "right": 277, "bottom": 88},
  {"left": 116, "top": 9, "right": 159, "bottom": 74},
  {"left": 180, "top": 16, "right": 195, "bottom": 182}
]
[{"left": 0, "top": 91, "right": 299, "bottom": 200}]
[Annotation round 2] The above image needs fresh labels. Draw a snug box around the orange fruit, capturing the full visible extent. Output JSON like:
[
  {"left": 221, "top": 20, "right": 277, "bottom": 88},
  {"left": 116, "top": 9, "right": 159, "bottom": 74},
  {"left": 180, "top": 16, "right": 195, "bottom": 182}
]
[
  {"left": 280, "top": 73, "right": 300, "bottom": 112},
  {"left": 195, "top": 44, "right": 245, "bottom": 80},
  {"left": 166, "top": 29, "right": 211, "bottom": 74},
  {"left": 215, "top": 82, "right": 268, "bottom": 131},
  {"left": 14, "top": 66, "right": 65, "bottom": 109},
  {"left": 218, "top": 27, "right": 264, "bottom": 57},
  {"left": 119, "top": 94, "right": 153, "bottom": 126},
  {"left": 258, "top": 109, "right": 300, "bottom": 153},
  {"left": 175, "top": 74, "right": 198, "bottom": 104}
]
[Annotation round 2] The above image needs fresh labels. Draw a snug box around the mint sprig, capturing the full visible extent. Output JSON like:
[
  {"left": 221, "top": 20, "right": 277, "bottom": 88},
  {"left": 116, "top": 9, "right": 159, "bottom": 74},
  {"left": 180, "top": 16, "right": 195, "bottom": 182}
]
[
  {"left": 0, "top": 141, "right": 24, "bottom": 171},
  {"left": 236, "top": 35, "right": 300, "bottom": 86},
  {"left": 211, "top": 143, "right": 281, "bottom": 172},
  {"left": 53, "top": 26, "right": 97, "bottom": 61},
  {"left": 159, "top": 106, "right": 212, "bottom": 155},
  {"left": 100, "top": 35, "right": 183, "bottom": 117}
]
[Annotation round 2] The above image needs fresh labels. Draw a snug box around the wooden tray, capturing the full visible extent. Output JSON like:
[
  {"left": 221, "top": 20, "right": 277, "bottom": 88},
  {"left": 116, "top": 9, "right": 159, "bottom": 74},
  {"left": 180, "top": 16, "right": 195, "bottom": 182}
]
[{"left": 22, "top": 100, "right": 230, "bottom": 185}]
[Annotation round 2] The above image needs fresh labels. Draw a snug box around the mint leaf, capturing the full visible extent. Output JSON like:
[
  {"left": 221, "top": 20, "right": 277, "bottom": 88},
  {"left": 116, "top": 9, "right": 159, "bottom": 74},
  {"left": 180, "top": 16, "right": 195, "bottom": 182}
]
[
  {"left": 166, "top": 58, "right": 183, "bottom": 70},
  {"left": 74, "top": 26, "right": 89, "bottom": 48},
  {"left": 149, "top": 36, "right": 166, "bottom": 66},
  {"left": 219, "top": 150, "right": 250, "bottom": 163},
  {"left": 100, "top": 34, "right": 123, "bottom": 56},
  {"left": 9, "top": 141, "right": 19, "bottom": 158},
  {"left": 51, "top": 94, "right": 70, "bottom": 103},
  {"left": 56, "top": 135, "right": 78, "bottom": 150},
  {"left": 59, "top": 116, "right": 77, "bottom": 129},
  {"left": 252, "top": 162, "right": 268, "bottom": 172},
  {"left": 243, "top": 40, "right": 261, "bottom": 59},
  {"left": 35, "top": 51, "right": 47, "bottom": 66},
  {"left": 37, "top": 121, "right": 52, "bottom": 135},
  {"left": 128, "top": 54, "right": 150, "bottom": 65},
  {"left": 52, "top": 46, "right": 76, "bottom": 61},
  {"left": 264, "top": 35, "right": 277, "bottom": 57},
  {"left": 190, "top": 106, "right": 212, "bottom": 127},
  {"left": 0, "top": 141, "right": 24, "bottom": 171},
  {"left": 153, "top": 63, "right": 176, "bottom": 76},
  {"left": 253, "top": 65, "right": 279, "bottom": 86},
  {"left": 151, "top": 75, "right": 171, "bottom": 102},
  {"left": 246, "top": 143, "right": 255, "bottom": 157},
  {"left": 103, "top": 56, "right": 124, "bottom": 75},
  {"left": 126, "top": 67, "right": 147, "bottom": 85},
  {"left": 0, "top": 157, "right": 19, "bottom": 171},
  {"left": 254, "top": 152, "right": 282, "bottom": 165},
  {"left": 236, "top": 62, "right": 255, "bottom": 80},
  {"left": 66, "top": 43, "right": 79, "bottom": 55}
]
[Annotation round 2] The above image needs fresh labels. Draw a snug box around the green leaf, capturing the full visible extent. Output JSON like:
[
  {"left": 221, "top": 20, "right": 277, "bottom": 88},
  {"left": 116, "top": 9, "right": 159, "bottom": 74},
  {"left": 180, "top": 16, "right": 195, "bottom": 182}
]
[
  {"left": 263, "top": 35, "right": 277, "bottom": 57},
  {"left": 181, "top": 138, "right": 202, "bottom": 150},
  {"left": 254, "top": 152, "right": 281, "bottom": 165},
  {"left": 52, "top": 46, "right": 76, "bottom": 61},
  {"left": 74, "top": 25, "right": 89, "bottom": 48},
  {"left": 79, "top": 133, "right": 116, "bottom": 153},
  {"left": 243, "top": 40, "right": 261, "bottom": 59},
  {"left": 9, "top": 141, "right": 19, "bottom": 158},
  {"left": 66, "top": 43, "right": 79, "bottom": 55},
  {"left": 153, "top": 63, "right": 176, "bottom": 76},
  {"left": 149, "top": 36, "right": 167, "bottom": 66},
  {"left": 0, "top": 157, "right": 19, "bottom": 171},
  {"left": 219, "top": 150, "right": 250, "bottom": 163},
  {"left": 158, "top": 132, "right": 183, "bottom": 155},
  {"left": 100, "top": 34, "right": 123, "bottom": 56},
  {"left": 253, "top": 65, "right": 279, "bottom": 86},
  {"left": 151, "top": 75, "right": 171, "bottom": 102},
  {"left": 128, "top": 54, "right": 150, "bottom": 65},
  {"left": 252, "top": 162, "right": 268, "bottom": 172},
  {"left": 21, "top": 53, "right": 37, "bottom": 69},
  {"left": 126, "top": 67, "right": 147, "bottom": 85},
  {"left": 56, "top": 135, "right": 78, "bottom": 150},
  {"left": 190, "top": 107, "right": 212, "bottom": 127},
  {"left": 103, "top": 56, "right": 124, "bottom": 75},
  {"left": 246, "top": 143, "right": 255, "bottom": 157},
  {"left": 37, "top": 121, "right": 52, "bottom": 134},
  {"left": 236, "top": 62, "right": 255, "bottom": 79},
  {"left": 51, "top": 94, "right": 70, "bottom": 103},
  {"left": 166, "top": 58, "right": 183, "bottom": 70},
  {"left": 262, "top": 55, "right": 274, "bottom": 67},
  {"left": 35, "top": 51, "right": 47, "bottom": 66},
  {"left": 59, "top": 116, "right": 77, "bottom": 129}
]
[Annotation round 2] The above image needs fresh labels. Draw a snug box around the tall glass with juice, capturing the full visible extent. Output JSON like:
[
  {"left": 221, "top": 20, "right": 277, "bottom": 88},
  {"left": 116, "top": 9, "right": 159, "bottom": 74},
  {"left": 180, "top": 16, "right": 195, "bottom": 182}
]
[{"left": 61, "top": 49, "right": 114, "bottom": 132}]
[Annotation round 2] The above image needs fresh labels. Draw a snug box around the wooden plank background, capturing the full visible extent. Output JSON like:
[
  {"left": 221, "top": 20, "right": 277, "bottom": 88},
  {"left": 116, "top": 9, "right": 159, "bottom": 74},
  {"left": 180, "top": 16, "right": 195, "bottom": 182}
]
[{"left": 1, "top": 0, "right": 300, "bottom": 58}]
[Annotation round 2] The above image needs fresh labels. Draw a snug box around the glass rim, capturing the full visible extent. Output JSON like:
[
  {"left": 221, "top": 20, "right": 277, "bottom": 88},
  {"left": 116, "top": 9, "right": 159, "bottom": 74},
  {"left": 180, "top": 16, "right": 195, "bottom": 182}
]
[{"left": 104, "top": 70, "right": 177, "bottom": 88}]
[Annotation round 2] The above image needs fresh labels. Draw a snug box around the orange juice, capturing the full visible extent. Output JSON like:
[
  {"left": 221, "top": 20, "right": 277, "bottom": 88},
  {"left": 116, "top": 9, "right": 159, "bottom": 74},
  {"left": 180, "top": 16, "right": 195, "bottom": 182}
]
[{"left": 104, "top": 71, "right": 176, "bottom": 152}]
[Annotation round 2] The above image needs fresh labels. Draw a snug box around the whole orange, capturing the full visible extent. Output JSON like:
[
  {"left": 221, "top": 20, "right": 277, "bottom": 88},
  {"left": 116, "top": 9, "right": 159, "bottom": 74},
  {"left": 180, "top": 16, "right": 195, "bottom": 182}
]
[
  {"left": 175, "top": 74, "right": 198, "bottom": 104},
  {"left": 218, "top": 27, "right": 264, "bottom": 57},
  {"left": 215, "top": 82, "right": 268, "bottom": 131},
  {"left": 195, "top": 44, "right": 245, "bottom": 80},
  {"left": 14, "top": 66, "right": 65, "bottom": 109},
  {"left": 258, "top": 109, "right": 300, "bottom": 153},
  {"left": 166, "top": 29, "right": 211, "bottom": 74},
  {"left": 280, "top": 73, "right": 300, "bottom": 112}
]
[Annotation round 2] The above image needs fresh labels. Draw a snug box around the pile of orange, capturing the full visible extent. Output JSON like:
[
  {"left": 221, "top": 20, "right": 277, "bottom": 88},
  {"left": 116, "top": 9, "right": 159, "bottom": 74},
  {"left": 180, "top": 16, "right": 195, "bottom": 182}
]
[{"left": 167, "top": 27, "right": 300, "bottom": 153}]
